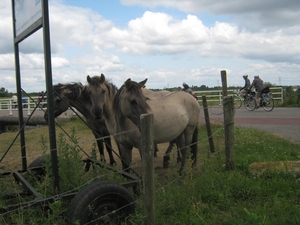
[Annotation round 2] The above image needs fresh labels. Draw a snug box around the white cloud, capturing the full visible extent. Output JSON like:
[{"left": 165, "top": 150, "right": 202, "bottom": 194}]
[
  {"left": 0, "top": 0, "right": 299, "bottom": 93},
  {"left": 121, "top": 0, "right": 300, "bottom": 30}
]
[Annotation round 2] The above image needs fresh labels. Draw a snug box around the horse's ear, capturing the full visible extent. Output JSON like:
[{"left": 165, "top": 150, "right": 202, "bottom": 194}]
[
  {"left": 87, "top": 75, "right": 91, "bottom": 84},
  {"left": 125, "top": 78, "right": 132, "bottom": 89},
  {"left": 139, "top": 78, "right": 148, "bottom": 88},
  {"left": 100, "top": 74, "right": 105, "bottom": 83}
]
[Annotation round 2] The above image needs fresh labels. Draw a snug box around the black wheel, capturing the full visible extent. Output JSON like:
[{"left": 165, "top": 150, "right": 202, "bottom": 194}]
[
  {"left": 262, "top": 94, "right": 274, "bottom": 112},
  {"left": 28, "top": 155, "right": 59, "bottom": 178},
  {"left": 28, "top": 155, "right": 48, "bottom": 176},
  {"left": 66, "top": 180, "right": 135, "bottom": 225},
  {"left": 234, "top": 97, "right": 242, "bottom": 109},
  {"left": 244, "top": 97, "right": 256, "bottom": 111}
]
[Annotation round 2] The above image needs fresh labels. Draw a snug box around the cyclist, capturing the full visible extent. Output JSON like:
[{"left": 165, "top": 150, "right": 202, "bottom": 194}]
[
  {"left": 248, "top": 75, "right": 265, "bottom": 108},
  {"left": 240, "top": 75, "right": 250, "bottom": 98},
  {"left": 182, "top": 82, "right": 198, "bottom": 100}
]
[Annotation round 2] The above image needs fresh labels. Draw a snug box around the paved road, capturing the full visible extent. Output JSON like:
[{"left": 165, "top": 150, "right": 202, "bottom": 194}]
[
  {"left": 201, "top": 106, "right": 300, "bottom": 143},
  {"left": 1, "top": 107, "right": 300, "bottom": 143}
]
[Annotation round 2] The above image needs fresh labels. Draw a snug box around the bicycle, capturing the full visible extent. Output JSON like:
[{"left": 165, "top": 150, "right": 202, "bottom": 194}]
[
  {"left": 244, "top": 91, "right": 257, "bottom": 111},
  {"left": 259, "top": 87, "right": 274, "bottom": 112},
  {"left": 233, "top": 89, "right": 257, "bottom": 111},
  {"left": 233, "top": 89, "right": 243, "bottom": 109}
]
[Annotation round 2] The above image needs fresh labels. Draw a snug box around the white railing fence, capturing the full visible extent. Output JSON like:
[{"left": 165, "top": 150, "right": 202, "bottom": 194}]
[
  {"left": 0, "top": 96, "right": 47, "bottom": 116},
  {"left": 0, "top": 87, "right": 284, "bottom": 115},
  {"left": 193, "top": 87, "right": 283, "bottom": 105}
]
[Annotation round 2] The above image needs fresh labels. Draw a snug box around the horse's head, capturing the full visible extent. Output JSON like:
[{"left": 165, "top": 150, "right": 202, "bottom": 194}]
[
  {"left": 44, "top": 83, "right": 82, "bottom": 121},
  {"left": 86, "top": 74, "right": 107, "bottom": 119},
  {"left": 117, "top": 78, "right": 149, "bottom": 128}
]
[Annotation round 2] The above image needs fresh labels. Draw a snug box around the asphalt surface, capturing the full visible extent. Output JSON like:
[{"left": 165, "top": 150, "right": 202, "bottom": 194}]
[
  {"left": 1, "top": 106, "right": 300, "bottom": 143},
  {"left": 201, "top": 106, "right": 300, "bottom": 144}
]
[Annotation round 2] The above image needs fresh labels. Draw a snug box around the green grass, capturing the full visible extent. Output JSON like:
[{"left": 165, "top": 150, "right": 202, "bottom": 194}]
[
  {"left": 128, "top": 124, "right": 300, "bottom": 225},
  {"left": 0, "top": 119, "right": 300, "bottom": 224}
]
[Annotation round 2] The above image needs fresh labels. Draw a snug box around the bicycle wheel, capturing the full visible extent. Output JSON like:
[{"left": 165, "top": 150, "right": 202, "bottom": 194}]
[
  {"left": 262, "top": 93, "right": 274, "bottom": 112},
  {"left": 245, "top": 97, "right": 256, "bottom": 111},
  {"left": 234, "top": 97, "right": 242, "bottom": 109}
]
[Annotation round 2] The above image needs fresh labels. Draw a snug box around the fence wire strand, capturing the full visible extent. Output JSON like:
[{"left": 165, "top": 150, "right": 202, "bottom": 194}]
[{"left": 0, "top": 100, "right": 231, "bottom": 223}]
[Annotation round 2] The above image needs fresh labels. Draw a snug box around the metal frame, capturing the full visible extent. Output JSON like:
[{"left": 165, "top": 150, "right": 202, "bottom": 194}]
[{"left": 11, "top": 0, "right": 59, "bottom": 192}]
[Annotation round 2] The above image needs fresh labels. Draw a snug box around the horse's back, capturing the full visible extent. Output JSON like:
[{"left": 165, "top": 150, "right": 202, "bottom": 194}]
[
  {"left": 148, "top": 91, "right": 200, "bottom": 116},
  {"left": 147, "top": 91, "right": 200, "bottom": 143},
  {"left": 142, "top": 89, "right": 171, "bottom": 99}
]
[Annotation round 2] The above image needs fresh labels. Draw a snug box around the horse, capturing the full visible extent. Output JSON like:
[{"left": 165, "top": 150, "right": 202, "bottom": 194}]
[
  {"left": 44, "top": 82, "right": 117, "bottom": 165},
  {"left": 86, "top": 74, "right": 200, "bottom": 173},
  {"left": 142, "top": 88, "right": 181, "bottom": 165},
  {"left": 84, "top": 75, "right": 143, "bottom": 173},
  {"left": 118, "top": 78, "right": 200, "bottom": 173}
]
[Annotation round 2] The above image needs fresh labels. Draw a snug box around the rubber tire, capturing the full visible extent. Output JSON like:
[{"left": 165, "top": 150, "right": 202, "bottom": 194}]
[
  {"left": 28, "top": 155, "right": 48, "bottom": 176},
  {"left": 28, "top": 155, "right": 59, "bottom": 179},
  {"left": 245, "top": 97, "right": 256, "bottom": 111},
  {"left": 66, "top": 180, "right": 135, "bottom": 225},
  {"left": 262, "top": 98, "right": 274, "bottom": 112},
  {"left": 234, "top": 97, "right": 242, "bottom": 109}
]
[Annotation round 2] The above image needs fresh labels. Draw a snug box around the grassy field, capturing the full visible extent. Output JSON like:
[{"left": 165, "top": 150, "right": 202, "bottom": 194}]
[{"left": 0, "top": 117, "right": 300, "bottom": 224}]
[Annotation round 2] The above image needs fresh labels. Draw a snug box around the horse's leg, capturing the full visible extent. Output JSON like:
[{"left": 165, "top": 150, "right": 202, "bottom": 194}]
[
  {"left": 93, "top": 131, "right": 106, "bottom": 163},
  {"left": 102, "top": 136, "right": 117, "bottom": 165},
  {"left": 118, "top": 143, "right": 133, "bottom": 173},
  {"left": 162, "top": 140, "right": 175, "bottom": 168},
  {"left": 154, "top": 144, "right": 159, "bottom": 158},
  {"left": 176, "top": 142, "right": 182, "bottom": 164},
  {"left": 190, "top": 126, "right": 198, "bottom": 169},
  {"left": 183, "top": 126, "right": 198, "bottom": 170},
  {"left": 175, "top": 134, "right": 186, "bottom": 175}
]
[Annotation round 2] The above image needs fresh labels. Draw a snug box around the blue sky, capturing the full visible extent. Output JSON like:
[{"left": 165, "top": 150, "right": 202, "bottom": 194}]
[{"left": 0, "top": 0, "right": 300, "bottom": 92}]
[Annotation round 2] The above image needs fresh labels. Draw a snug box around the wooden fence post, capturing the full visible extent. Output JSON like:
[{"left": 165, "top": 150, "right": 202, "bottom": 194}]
[
  {"left": 221, "top": 70, "right": 227, "bottom": 97},
  {"left": 221, "top": 70, "right": 235, "bottom": 170},
  {"left": 140, "top": 113, "right": 155, "bottom": 225},
  {"left": 223, "top": 96, "right": 235, "bottom": 170},
  {"left": 201, "top": 95, "right": 215, "bottom": 153}
]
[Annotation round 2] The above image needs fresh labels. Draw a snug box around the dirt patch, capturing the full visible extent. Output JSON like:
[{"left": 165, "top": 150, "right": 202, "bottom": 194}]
[{"left": 108, "top": 139, "right": 179, "bottom": 175}]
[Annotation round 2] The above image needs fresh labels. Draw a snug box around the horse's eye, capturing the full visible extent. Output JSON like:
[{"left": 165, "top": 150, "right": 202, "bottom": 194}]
[
  {"left": 102, "top": 90, "right": 105, "bottom": 94},
  {"left": 55, "top": 99, "right": 61, "bottom": 103},
  {"left": 129, "top": 99, "right": 137, "bottom": 104}
]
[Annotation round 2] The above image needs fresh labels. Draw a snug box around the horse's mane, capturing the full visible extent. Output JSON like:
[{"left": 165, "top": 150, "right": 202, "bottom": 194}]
[
  {"left": 113, "top": 84, "right": 125, "bottom": 113},
  {"left": 53, "top": 82, "right": 83, "bottom": 99},
  {"left": 113, "top": 80, "right": 151, "bottom": 118}
]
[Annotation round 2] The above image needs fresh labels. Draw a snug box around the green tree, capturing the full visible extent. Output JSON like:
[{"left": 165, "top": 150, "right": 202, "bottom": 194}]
[
  {"left": 264, "top": 82, "right": 275, "bottom": 87},
  {"left": 283, "top": 86, "right": 296, "bottom": 106},
  {"left": 0, "top": 87, "right": 10, "bottom": 97}
]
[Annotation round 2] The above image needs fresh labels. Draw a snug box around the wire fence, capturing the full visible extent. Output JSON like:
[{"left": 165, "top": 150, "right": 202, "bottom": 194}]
[{"left": 0, "top": 100, "right": 230, "bottom": 224}]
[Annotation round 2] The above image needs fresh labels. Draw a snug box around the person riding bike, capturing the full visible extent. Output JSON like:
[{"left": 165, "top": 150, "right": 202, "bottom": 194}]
[
  {"left": 248, "top": 75, "right": 265, "bottom": 108},
  {"left": 182, "top": 82, "right": 198, "bottom": 100},
  {"left": 240, "top": 75, "right": 250, "bottom": 98}
]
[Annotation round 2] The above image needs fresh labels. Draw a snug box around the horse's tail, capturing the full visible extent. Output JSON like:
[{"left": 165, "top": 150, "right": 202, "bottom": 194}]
[{"left": 191, "top": 125, "right": 198, "bottom": 168}]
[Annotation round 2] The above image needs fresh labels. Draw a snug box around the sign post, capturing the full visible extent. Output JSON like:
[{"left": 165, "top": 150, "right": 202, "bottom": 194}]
[{"left": 12, "top": 0, "right": 59, "bottom": 192}]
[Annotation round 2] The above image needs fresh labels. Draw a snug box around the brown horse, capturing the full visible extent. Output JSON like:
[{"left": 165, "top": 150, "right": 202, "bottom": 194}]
[
  {"left": 44, "top": 82, "right": 117, "bottom": 165},
  {"left": 87, "top": 74, "right": 200, "bottom": 173}
]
